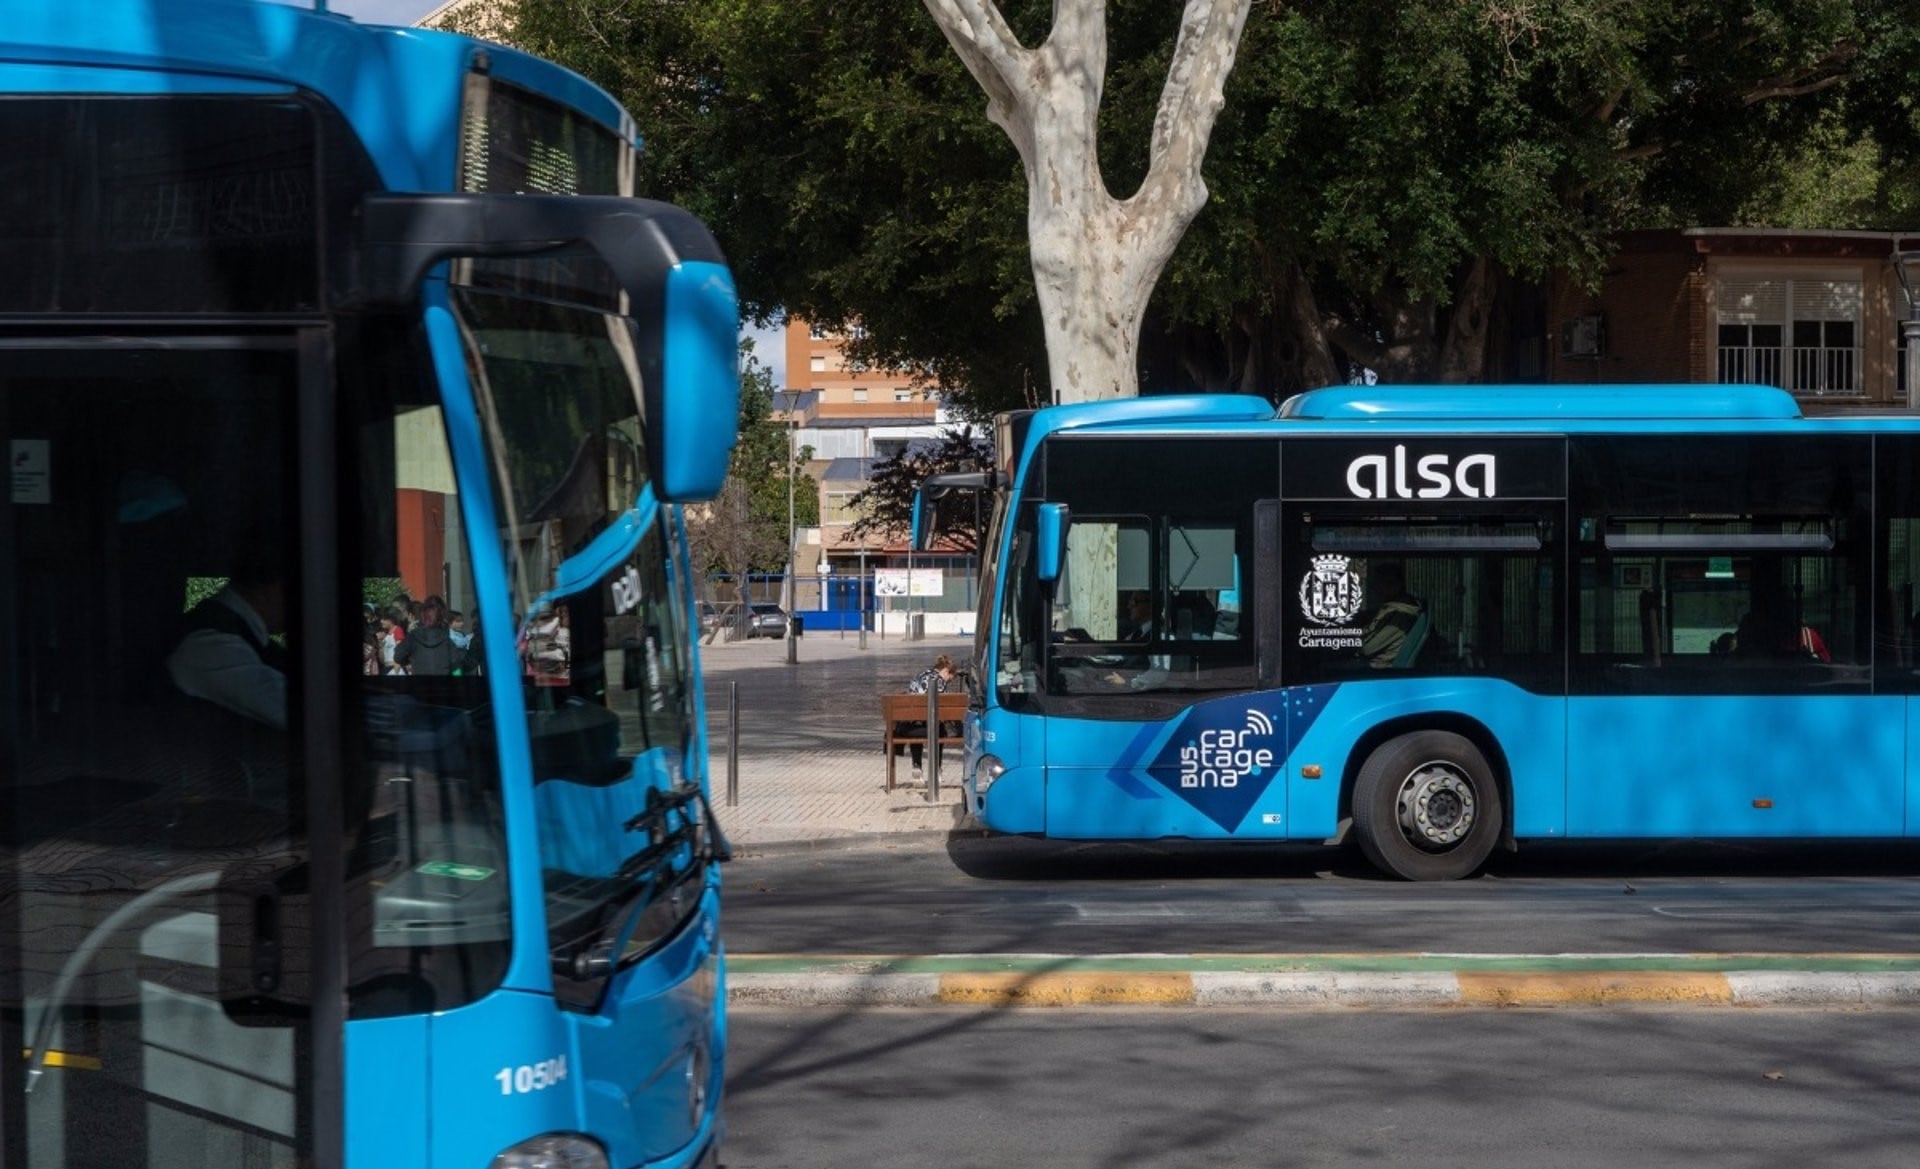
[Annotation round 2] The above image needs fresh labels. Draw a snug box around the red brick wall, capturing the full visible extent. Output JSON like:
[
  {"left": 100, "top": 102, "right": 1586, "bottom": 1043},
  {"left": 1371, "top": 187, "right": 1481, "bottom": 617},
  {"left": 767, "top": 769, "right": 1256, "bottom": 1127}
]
[
  {"left": 394, "top": 488, "right": 446, "bottom": 602},
  {"left": 1548, "top": 245, "right": 1699, "bottom": 384}
]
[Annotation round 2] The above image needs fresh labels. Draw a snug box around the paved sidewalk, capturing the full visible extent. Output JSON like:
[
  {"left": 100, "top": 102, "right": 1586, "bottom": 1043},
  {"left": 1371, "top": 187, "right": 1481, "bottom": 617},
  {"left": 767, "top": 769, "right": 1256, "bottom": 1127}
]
[{"left": 698, "top": 628, "right": 976, "bottom": 849}]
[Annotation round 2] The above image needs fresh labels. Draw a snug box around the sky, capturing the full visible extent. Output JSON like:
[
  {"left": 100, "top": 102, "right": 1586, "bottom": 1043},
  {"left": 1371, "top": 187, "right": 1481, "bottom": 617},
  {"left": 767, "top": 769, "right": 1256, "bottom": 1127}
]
[
  {"left": 296, "top": 1, "right": 442, "bottom": 23},
  {"left": 284, "top": 0, "right": 791, "bottom": 386}
]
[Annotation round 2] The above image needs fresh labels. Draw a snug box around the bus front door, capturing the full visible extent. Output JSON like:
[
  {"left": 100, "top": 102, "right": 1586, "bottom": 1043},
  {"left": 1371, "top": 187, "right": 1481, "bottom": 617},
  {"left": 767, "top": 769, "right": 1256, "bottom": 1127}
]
[{"left": 2, "top": 338, "right": 329, "bottom": 1169}]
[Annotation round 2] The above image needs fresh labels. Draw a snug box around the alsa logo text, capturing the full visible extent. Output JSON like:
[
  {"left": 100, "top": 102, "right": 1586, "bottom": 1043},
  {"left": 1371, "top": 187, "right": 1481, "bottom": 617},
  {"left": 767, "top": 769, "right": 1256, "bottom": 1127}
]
[{"left": 1346, "top": 446, "right": 1496, "bottom": 500}]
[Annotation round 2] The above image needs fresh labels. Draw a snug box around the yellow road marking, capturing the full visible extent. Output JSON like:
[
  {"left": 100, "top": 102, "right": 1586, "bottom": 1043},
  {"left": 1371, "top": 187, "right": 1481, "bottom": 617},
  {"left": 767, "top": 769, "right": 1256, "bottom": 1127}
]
[
  {"left": 1456, "top": 972, "right": 1733, "bottom": 1007},
  {"left": 938, "top": 972, "right": 1194, "bottom": 1006}
]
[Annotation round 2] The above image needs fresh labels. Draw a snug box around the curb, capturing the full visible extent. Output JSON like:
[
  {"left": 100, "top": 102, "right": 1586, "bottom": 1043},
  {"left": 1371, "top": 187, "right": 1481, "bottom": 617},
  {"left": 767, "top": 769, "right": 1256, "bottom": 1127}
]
[
  {"left": 725, "top": 954, "right": 1920, "bottom": 1010},
  {"left": 728, "top": 827, "right": 983, "bottom": 856}
]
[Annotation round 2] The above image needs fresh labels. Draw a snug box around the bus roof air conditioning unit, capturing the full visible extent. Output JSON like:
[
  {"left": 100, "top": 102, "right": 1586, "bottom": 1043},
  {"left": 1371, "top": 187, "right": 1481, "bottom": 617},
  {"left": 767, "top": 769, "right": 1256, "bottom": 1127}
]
[{"left": 1561, "top": 314, "right": 1606, "bottom": 359}]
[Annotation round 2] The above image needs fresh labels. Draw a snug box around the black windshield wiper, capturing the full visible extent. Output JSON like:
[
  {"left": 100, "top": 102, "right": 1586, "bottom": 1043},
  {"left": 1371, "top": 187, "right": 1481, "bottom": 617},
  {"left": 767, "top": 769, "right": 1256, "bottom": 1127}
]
[
  {"left": 548, "top": 782, "right": 727, "bottom": 985},
  {"left": 623, "top": 780, "right": 731, "bottom": 865},
  {"left": 613, "top": 821, "right": 697, "bottom": 885}
]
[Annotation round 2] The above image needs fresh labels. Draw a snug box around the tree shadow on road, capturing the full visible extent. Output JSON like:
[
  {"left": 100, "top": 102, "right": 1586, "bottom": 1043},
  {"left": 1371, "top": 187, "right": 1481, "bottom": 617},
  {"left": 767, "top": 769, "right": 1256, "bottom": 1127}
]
[{"left": 942, "top": 832, "right": 1920, "bottom": 884}]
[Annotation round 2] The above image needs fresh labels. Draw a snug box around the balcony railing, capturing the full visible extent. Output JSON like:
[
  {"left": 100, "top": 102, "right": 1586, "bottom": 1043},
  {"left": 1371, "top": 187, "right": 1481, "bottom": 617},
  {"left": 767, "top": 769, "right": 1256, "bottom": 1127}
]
[{"left": 1718, "top": 344, "right": 1862, "bottom": 397}]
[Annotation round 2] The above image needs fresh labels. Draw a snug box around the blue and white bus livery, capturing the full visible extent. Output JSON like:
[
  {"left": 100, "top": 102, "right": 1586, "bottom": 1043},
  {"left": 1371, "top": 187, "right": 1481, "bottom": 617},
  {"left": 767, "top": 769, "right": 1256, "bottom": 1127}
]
[
  {"left": 3, "top": 3, "right": 739, "bottom": 1166},
  {"left": 953, "top": 384, "right": 1920, "bottom": 881}
]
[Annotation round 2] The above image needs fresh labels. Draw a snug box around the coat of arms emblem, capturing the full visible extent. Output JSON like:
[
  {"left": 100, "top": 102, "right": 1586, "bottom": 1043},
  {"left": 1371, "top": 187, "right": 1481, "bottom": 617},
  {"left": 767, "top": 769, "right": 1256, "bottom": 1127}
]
[{"left": 1299, "top": 554, "right": 1362, "bottom": 626}]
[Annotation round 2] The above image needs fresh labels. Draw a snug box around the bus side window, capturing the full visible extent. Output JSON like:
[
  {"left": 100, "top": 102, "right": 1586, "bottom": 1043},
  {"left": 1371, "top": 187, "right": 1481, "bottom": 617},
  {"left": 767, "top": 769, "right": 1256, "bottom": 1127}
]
[{"left": 1639, "top": 590, "right": 1664, "bottom": 666}]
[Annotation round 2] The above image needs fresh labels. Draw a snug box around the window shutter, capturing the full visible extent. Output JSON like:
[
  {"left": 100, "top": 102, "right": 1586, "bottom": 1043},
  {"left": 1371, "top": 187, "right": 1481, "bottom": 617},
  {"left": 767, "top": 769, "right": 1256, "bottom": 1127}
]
[
  {"left": 1716, "top": 277, "right": 1785, "bottom": 324},
  {"left": 1795, "top": 279, "right": 1862, "bottom": 322}
]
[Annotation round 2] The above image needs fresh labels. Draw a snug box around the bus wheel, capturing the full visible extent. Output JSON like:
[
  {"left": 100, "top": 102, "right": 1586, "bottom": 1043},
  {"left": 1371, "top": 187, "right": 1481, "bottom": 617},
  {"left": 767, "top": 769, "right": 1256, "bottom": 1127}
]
[{"left": 1353, "top": 731, "right": 1502, "bottom": 881}]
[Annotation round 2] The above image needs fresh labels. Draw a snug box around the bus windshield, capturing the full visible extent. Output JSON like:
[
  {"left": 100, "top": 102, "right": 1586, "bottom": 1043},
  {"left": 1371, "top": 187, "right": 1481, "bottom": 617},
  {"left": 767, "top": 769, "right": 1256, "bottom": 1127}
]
[{"left": 458, "top": 285, "right": 706, "bottom": 999}]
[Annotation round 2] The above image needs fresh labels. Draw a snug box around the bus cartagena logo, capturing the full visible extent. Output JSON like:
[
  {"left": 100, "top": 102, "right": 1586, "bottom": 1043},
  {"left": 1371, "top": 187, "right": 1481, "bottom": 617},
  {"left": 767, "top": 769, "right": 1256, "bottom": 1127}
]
[
  {"left": 1346, "top": 445, "right": 1496, "bottom": 500},
  {"left": 1177, "top": 710, "right": 1276, "bottom": 790},
  {"left": 1141, "top": 687, "right": 1335, "bottom": 831}
]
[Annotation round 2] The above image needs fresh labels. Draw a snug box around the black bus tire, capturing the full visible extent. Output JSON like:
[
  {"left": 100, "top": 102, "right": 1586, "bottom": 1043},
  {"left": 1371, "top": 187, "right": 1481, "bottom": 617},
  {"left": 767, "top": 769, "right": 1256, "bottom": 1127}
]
[{"left": 1352, "top": 730, "right": 1503, "bottom": 881}]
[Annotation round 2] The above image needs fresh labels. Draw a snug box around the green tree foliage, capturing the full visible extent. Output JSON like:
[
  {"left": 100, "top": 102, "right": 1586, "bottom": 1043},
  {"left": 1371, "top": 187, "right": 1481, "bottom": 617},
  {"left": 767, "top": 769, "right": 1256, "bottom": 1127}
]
[
  {"left": 1170, "top": 0, "right": 1920, "bottom": 388},
  {"left": 507, "top": 1, "right": 1920, "bottom": 400},
  {"left": 847, "top": 429, "right": 995, "bottom": 554},
  {"left": 507, "top": 0, "right": 1048, "bottom": 412},
  {"left": 684, "top": 351, "right": 818, "bottom": 601}
]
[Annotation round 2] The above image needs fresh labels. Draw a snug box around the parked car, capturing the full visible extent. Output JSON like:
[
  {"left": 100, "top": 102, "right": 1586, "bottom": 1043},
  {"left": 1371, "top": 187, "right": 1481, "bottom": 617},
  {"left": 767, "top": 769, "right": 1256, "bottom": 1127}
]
[
  {"left": 697, "top": 601, "right": 722, "bottom": 636},
  {"left": 746, "top": 603, "right": 789, "bottom": 638}
]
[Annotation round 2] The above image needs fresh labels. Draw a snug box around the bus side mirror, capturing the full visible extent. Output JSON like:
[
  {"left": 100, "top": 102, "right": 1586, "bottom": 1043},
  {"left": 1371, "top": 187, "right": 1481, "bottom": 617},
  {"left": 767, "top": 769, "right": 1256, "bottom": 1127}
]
[
  {"left": 911, "top": 489, "right": 932, "bottom": 553},
  {"left": 912, "top": 470, "right": 997, "bottom": 552},
  {"left": 648, "top": 260, "right": 739, "bottom": 502},
  {"left": 352, "top": 193, "right": 741, "bottom": 502},
  {"left": 1037, "top": 503, "right": 1070, "bottom": 584}
]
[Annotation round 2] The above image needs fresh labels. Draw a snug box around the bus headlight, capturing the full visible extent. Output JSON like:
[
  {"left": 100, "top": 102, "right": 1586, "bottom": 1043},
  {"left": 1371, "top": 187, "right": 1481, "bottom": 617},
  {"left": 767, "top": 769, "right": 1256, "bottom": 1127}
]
[
  {"left": 975, "top": 754, "right": 1007, "bottom": 795},
  {"left": 489, "top": 1133, "right": 609, "bottom": 1169}
]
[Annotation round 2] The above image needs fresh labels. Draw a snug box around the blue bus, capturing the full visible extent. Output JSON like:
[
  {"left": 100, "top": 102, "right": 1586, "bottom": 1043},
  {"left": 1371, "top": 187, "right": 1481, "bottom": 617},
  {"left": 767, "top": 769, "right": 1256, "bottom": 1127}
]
[
  {"left": 944, "top": 384, "right": 1920, "bottom": 880},
  {"left": 2, "top": 3, "right": 738, "bottom": 1166}
]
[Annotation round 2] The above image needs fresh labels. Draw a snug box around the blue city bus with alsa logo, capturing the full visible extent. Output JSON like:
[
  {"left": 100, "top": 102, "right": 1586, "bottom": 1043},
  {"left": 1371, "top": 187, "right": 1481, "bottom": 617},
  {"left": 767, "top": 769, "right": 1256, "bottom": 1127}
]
[
  {"left": 935, "top": 384, "right": 1920, "bottom": 881},
  {"left": 2, "top": 3, "right": 739, "bottom": 1167}
]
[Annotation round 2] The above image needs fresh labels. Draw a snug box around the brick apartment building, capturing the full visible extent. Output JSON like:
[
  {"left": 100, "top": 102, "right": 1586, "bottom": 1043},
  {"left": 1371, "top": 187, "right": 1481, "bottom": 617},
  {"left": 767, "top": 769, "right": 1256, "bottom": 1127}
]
[
  {"left": 1548, "top": 228, "right": 1916, "bottom": 407},
  {"left": 774, "top": 320, "right": 981, "bottom": 631}
]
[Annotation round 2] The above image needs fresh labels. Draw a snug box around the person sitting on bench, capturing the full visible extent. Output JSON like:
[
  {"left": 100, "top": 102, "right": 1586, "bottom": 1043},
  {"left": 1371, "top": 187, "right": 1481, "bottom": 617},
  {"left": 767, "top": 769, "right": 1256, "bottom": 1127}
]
[{"left": 896, "top": 653, "right": 959, "bottom": 781}]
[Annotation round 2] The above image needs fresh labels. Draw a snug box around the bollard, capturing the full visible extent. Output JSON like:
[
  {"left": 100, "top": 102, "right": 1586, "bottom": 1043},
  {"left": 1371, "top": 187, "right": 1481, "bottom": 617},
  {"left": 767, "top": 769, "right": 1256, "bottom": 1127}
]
[
  {"left": 726, "top": 680, "right": 740, "bottom": 807},
  {"left": 924, "top": 682, "right": 941, "bottom": 803}
]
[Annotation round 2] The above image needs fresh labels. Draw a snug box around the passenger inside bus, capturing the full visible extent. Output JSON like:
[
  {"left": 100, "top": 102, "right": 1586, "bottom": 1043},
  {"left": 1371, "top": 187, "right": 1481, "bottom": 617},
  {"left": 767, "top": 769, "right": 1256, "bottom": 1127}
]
[
  {"left": 1357, "top": 562, "right": 1427, "bottom": 669},
  {"left": 1727, "top": 607, "right": 1832, "bottom": 662},
  {"left": 167, "top": 542, "right": 290, "bottom": 729}
]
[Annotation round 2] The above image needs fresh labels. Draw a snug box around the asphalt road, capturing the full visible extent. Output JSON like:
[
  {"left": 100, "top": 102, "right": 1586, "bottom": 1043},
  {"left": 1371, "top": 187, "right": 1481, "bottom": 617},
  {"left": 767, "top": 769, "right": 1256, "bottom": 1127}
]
[
  {"left": 722, "top": 833, "right": 1920, "bottom": 955},
  {"left": 719, "top": 1007, "right": 1920, "bottom": 1169}
]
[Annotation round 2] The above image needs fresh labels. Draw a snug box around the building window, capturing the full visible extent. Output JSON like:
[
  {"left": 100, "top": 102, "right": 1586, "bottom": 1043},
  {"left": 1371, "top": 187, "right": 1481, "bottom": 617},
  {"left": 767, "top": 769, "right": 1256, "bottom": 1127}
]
[
  {"left": 1716, "top": 323, "right": 1782, "bottom": 386},
  {"left": 808, "top": 323, "right": 829, "bottom": 340},
  {"left": 1716, "top": 273, "right": 1862, "bottom": 397},
  {"left": 810, "top": 355, "right": 827, "bottom": 373},
  {"left": 823, "top": 491, "right": 864, "bottom": 524},
  {"left": 894, "top": 389, "right": 914, "bottom": 402},
  {"left": 852, "top": 387, "right": 868, "bottom": 403},
  {"left": 1792, "top": 319, "right": 1856, "bottom": 394}
]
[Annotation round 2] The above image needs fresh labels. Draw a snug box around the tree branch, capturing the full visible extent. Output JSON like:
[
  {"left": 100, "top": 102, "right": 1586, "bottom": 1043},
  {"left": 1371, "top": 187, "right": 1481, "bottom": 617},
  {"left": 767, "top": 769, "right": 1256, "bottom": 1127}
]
[
  {"left": 1739, "top": 40, "right": 1858, "bottom": 106},
  {"left": 921, "top": 0, "right": 1035, "bottom": 151},
  {"left": 1741, "top": 71, "right": 1850, "bottom": 106},
  {"left": 1321, "top": 312, "right": 1388, "bottom": 371},
  {"left": 1283, "top": 264, "right": 1341, "bottom": 390},
  {"left": 1141, "top": 0, "right": 1252, "bottom": 202},
  {"left": 1036, "top": 0, "right": 1108, "bottom": 139},
  {"left": 1593, "top": 85, "right": 1628, "bottom": 125}
]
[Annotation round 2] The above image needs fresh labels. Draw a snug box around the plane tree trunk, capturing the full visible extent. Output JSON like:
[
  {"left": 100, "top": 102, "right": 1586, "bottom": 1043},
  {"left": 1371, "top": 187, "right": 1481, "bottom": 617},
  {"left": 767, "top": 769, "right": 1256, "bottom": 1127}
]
[{"left": 923, "top": 0, "right": 1251, "bottom": 402}]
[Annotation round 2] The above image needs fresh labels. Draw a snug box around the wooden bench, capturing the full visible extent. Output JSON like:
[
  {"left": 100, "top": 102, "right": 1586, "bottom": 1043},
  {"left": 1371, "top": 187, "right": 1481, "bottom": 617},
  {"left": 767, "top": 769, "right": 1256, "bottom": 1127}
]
[{"left": 881, "top": 691, "right": 967, "bottom": 792}]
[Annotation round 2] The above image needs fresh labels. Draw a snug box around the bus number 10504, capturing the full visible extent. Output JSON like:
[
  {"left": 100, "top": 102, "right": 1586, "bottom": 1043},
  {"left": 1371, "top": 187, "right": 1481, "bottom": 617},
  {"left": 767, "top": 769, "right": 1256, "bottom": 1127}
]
[{"left": 495, "top": 1056, "right": 569, "bottom": 1096}]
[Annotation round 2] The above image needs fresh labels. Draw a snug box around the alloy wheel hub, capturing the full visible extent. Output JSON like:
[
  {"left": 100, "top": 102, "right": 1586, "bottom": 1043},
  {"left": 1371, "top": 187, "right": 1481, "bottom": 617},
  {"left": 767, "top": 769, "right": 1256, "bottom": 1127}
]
[{"left": 1396, "top": 764, "right": 1476, "bottom": 850}]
